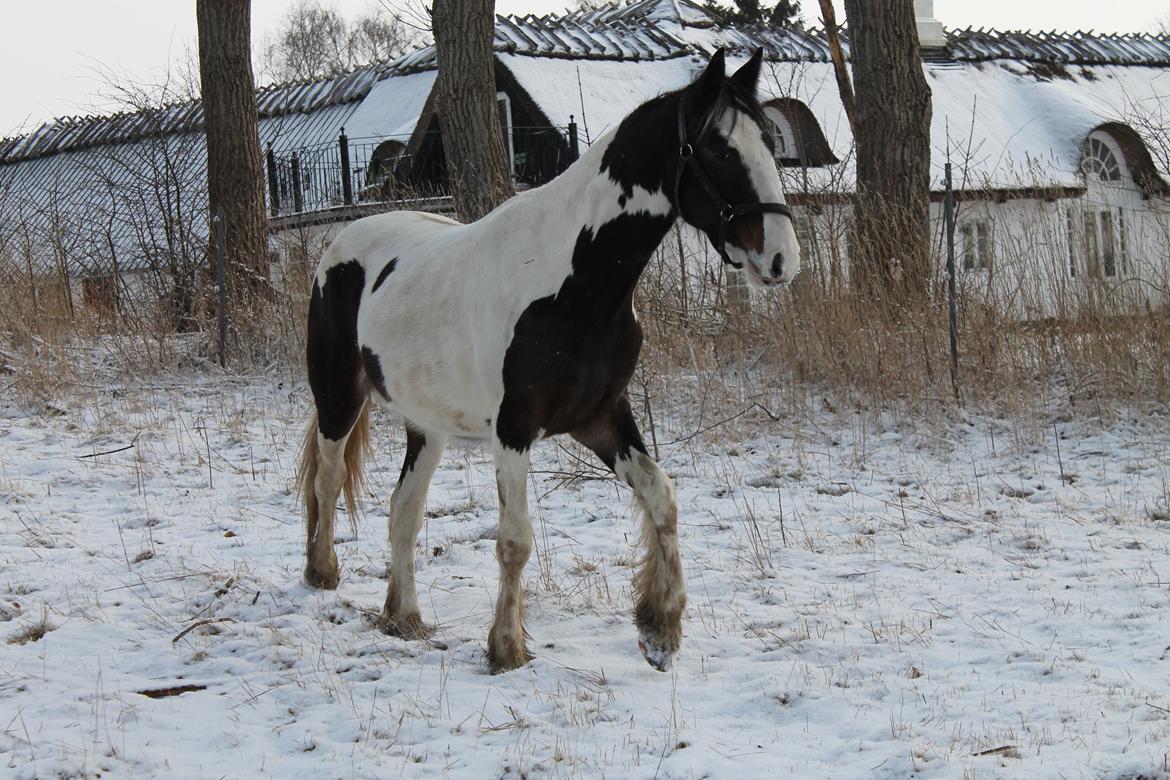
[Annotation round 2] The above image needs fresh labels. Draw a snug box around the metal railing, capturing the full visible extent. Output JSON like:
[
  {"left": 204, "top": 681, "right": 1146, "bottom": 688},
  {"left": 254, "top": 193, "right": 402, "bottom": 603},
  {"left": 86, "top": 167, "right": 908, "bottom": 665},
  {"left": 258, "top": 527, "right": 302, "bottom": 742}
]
[{"left": 265, "top": 121, "right": 581, "bottom": 217}]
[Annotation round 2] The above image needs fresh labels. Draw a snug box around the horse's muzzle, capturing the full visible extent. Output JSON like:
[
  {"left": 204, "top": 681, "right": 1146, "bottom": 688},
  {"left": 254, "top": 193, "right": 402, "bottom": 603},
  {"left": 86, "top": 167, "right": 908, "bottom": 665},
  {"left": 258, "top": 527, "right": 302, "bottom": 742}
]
[{"left": 771, "top": 252, "right": 786, "bottom": 279}]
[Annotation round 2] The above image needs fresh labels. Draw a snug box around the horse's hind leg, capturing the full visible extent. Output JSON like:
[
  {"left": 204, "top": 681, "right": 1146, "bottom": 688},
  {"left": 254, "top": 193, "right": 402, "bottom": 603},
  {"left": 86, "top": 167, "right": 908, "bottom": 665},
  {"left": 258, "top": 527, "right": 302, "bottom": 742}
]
[
  {"left": 381, "top": 426, "right": 447, "bottom": 638},
  {"left": 301, "top": 398, "right": 369, "bottom": 590},
  {"left": 301, "top": 262, "right": 370, "bottom": 589},
  {"left": 574, "top": 396, "right": 685, "bottom": 671}
]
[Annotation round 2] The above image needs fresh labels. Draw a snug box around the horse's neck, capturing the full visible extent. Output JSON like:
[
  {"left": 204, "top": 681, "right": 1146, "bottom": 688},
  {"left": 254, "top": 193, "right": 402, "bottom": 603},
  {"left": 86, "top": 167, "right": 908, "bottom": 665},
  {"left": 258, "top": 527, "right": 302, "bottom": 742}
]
[
  {"left": 547, "top": 97, "right": 680, "bottom": 287},
  {"left": 532, "top": 139, "right": 676, "bottom": 320},
  {"left": 473, "top": 94, "right": 680, "bottom": 318}
]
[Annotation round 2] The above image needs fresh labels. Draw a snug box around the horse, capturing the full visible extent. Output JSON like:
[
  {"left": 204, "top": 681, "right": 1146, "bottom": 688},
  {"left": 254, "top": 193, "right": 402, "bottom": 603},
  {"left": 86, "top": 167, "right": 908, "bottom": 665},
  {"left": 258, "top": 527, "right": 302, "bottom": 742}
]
[{"left": 296, "top": 48, "right": 801, "bottom": 674}]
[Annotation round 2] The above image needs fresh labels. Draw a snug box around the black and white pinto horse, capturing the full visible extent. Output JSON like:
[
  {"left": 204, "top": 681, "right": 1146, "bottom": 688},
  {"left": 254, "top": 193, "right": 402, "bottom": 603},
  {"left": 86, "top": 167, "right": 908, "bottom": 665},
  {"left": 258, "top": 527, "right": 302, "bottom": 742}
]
[{"left": 297, "top": 49, "right": 800, "bottom": 673}]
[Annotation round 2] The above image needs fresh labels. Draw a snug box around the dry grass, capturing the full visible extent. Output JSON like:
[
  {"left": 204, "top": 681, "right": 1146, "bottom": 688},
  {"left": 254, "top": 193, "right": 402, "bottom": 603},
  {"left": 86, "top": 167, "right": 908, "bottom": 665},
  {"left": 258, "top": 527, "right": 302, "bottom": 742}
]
[
  {"left": 1, "top": 201, "right": 1167, "bottom": 435},
  {"left": 7, "top": 608, "right": 54, "bottom": 645},
  {"left": 0, "top": 224, "right": 320, "bottom": 403},
  {"left": 633, "top": 216, "right": 1170, "bottom": 434}
]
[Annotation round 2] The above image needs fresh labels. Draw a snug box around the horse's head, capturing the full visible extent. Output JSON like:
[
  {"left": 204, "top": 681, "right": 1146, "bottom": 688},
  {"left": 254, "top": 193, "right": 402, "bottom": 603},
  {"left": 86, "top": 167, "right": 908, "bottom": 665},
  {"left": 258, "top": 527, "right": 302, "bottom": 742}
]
[{"left": 673, "top": 49, "right": 801, "bottom": 288}]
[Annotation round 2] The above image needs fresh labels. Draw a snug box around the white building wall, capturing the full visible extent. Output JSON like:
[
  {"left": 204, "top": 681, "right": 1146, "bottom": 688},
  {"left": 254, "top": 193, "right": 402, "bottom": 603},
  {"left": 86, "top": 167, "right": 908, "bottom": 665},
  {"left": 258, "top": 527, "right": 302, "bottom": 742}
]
[{"left": 262, "top": 188, "right": 1169, "bottom": 325}]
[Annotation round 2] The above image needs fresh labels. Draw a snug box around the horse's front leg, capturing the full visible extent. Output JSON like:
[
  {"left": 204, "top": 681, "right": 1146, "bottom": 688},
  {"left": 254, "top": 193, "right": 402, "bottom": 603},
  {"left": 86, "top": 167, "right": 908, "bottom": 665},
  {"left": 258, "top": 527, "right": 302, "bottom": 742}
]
[
  {"left": 575, "top": 396, "right": 686, "bottom": 671},
  {"left": 486, "top": 438, "right": 534, "bottom": 673},
  {"left": 381, "top": 426, "right": 447, "bottom": 638}
]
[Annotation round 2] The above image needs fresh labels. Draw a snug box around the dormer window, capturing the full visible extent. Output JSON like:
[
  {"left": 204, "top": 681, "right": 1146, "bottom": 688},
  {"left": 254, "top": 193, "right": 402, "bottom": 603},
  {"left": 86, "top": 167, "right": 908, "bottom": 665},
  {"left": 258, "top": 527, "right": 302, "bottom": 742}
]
[
  {"left": 759, "top": 98, "right": 839, "bottom": 169},
  {"left": 763, "top": 106, "right": 797, "bottom": 165},
  {"left": 1080, "top": 135, "right": 1122, "bottom": 182},
  {"left": 1068, "top": 130, "right": 1132, "bottom": 281}
]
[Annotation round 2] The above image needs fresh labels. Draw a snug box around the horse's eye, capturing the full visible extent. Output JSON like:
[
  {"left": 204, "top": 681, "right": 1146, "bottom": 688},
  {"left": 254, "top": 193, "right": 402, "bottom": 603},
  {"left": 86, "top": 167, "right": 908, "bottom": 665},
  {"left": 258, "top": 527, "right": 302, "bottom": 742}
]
[{"left": 712, "top": 146, "right": 732, "bottom": 162}]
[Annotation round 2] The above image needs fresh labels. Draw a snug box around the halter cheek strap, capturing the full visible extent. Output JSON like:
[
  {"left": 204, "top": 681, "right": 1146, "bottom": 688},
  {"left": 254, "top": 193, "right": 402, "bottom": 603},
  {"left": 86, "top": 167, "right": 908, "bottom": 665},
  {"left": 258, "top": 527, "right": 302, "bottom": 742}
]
[{"left": 674, "top": 94, "right": 795, "bottom": 269}]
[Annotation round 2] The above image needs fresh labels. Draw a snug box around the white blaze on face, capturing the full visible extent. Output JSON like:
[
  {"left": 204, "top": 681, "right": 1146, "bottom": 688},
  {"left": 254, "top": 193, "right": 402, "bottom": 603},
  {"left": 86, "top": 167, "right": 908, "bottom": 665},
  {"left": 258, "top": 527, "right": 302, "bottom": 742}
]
[{"left": 718, "top": 108, "right": 802, "bottom": 287}]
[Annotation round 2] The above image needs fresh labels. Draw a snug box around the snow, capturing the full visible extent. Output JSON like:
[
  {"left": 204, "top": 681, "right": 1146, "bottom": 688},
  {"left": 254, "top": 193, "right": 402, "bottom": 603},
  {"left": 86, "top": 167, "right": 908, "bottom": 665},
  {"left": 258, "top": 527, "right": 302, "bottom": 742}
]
[
  {"left": 500, "top": 54, "right": 696, "bottom": 140},
  {"left": 343, "top": 71, "right": 438, "bottom": 142},
  {"left": 923, "top": 61, "right": 1170, "bottom": 190},
  {"left": 747, "top": 57, "right": 1170, "bottom": 193},
  {"left": 3, "top": 373, "right": 1169, "bottom": 778},
  {"left": 505, "top": 50, "right": 1170, "bottom": 193}
]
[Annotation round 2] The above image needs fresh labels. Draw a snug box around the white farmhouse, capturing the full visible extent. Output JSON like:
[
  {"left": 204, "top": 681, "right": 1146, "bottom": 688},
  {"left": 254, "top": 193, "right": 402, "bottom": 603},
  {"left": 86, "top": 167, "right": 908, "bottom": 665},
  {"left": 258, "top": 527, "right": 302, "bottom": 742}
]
[{"left": 1, "top": 0, "right": 1166, "bottom": 319}]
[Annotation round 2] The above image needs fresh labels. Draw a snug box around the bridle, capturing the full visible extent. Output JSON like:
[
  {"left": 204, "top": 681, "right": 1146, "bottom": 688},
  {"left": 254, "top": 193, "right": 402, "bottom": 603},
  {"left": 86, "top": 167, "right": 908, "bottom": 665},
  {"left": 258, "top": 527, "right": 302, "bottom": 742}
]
[{"left": 673, "top": 90, "right": 794, "bottom": 269}]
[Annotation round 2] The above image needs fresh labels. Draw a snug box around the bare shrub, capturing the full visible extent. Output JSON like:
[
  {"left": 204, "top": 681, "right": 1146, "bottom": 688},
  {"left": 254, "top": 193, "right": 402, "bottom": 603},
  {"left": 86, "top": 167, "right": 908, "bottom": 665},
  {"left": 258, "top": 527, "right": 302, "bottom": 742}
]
[{"left": 631, "top": 191, "right": 1170, "bottom": 435}]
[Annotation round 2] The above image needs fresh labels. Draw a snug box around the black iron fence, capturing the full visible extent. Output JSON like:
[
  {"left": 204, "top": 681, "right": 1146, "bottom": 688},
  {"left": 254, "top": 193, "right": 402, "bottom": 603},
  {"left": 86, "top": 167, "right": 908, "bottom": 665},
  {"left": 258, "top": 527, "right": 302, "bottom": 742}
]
[{"left": 265, "top": 122, "right": 581, "bottom": 217}]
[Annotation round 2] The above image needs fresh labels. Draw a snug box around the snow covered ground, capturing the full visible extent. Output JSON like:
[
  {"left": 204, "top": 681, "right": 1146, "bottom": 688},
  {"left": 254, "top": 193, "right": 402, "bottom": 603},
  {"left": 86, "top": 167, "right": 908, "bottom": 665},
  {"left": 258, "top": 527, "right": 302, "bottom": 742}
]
[{"left": 1, "top": 374, "right": 1168, "bottom": 779}]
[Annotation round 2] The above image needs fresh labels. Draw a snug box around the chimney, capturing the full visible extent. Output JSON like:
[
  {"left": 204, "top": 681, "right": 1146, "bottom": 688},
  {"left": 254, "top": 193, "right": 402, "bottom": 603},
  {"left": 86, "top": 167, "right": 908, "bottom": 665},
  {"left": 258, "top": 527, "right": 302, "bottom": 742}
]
[{"left": 915, "top": 0, "right": 946, "bottom": 49}]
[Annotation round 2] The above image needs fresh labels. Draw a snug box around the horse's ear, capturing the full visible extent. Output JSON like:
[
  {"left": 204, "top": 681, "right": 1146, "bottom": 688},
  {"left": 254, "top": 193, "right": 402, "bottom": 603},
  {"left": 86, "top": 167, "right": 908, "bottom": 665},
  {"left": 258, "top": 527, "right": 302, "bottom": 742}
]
[
  {"left": 730, "top": 48, "right": 763, "bottom": 94},
  {"left": 693, "top": 49, "right": 726, "bottom": 110}
]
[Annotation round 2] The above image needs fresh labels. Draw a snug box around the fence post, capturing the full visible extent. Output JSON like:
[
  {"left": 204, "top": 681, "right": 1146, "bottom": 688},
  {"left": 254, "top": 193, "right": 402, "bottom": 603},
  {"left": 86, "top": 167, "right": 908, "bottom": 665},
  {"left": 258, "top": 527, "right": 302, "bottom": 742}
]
[
  {"left": 266, "top": 144, "right": 280, "bottom": 217},
  {"left": 214, "top": 205, "right": 227, "bottom": 368},
  {"left": 568, "top": 115, "right": 579, "bottom": 163},
  {"left": 339, "top": 127, "right": 353, "bottom": 206},
  {"left": 291, "top": 151, "right": 304, "bottom": 213},
  {"left": 944, "top": 162, "right": 960, "bottom": 402}
]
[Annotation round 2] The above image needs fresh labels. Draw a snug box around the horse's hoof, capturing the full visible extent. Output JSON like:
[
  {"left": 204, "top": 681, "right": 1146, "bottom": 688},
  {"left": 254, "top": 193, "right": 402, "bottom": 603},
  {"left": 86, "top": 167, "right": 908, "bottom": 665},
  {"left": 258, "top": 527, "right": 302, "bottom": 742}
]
[
  {"left": 377, "top": 610, "right": 432, "bottom": 640},
  {"left": 486, "top": 644, "right": 533, "bottom": 674},
  {"left": 638, "top": 634, "right": 674, "bottom": 672},
  {"left": 303, "top": 565, "right": 340, "bottom": 590}
]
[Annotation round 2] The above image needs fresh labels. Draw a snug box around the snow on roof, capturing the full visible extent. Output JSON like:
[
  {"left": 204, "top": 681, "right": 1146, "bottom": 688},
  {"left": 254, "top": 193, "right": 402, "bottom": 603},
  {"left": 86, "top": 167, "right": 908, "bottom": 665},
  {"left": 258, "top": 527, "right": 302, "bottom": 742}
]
[
  {"left": 787, "top": 59, "right": 1170, "bottom": 193},
  {"left": 499, "top": 54, "right": 695, "bottom": 139},
  {"left": 493, "top": 2, "right": 1170, "bottom": 194},
  {"left": 341, "top": 70, "right": 436, "bottom": 142},
  {"left": 3, "top": 0, "right": 1170, "bottom": 280},
  {"left": 0, "top": 67, "right": 384, "bottom": 166},
  {"left": 5, "top": 0, "right": 1168, "bottom": 167}
]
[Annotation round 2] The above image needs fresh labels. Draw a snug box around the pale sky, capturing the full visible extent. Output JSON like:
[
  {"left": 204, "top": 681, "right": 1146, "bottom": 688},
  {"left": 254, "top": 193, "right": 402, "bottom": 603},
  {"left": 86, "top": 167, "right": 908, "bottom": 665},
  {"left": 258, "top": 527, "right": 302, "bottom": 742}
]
[{"left": 0, "top": 0, "right": 1165, "bottom": 137}]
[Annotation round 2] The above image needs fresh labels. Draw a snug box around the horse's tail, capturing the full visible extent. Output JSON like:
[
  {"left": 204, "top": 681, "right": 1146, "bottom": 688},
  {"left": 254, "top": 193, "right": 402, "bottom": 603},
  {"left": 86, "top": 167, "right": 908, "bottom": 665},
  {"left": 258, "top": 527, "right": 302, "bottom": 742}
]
[
  {"left": 296, "top": 400, "right": 372, "bottom": 534},
  {"left": 340, "top": 401, "right": 373, "bottom": 522}
]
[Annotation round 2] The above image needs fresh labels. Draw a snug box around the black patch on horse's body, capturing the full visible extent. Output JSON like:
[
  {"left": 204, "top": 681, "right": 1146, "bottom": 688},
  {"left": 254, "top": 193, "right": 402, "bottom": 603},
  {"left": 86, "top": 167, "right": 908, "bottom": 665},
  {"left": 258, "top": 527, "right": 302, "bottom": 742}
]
[
  {"left": 495, "top": 212, "right": 675, "bottom": 452},
  {"left": 600, "top": 95, "right": 678, "bottom": 207},
  {"left": 371, "top": 257, "right": 398, "bottom": 293},
  {"left": 497, "top": 72, "right": 776, "bottom": 454},
  {"left": 361, "top": 346, "right": 390, "bottom": 400},
  {"left": 397, "top": 428, "right": 426, "bottom": 486},
  {"left": 307, "top": 260, "right": 368, "bottom": 440},
  {"left": 597, "top": 75, "right": 775, "bottom": 258}
]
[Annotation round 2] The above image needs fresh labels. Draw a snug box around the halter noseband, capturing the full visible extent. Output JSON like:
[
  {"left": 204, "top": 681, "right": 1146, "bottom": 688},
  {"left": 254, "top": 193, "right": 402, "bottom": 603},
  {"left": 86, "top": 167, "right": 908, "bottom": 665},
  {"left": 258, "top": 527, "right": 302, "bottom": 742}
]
[{"left": 673, "top": 92, "right": 794, "bottom": 269}]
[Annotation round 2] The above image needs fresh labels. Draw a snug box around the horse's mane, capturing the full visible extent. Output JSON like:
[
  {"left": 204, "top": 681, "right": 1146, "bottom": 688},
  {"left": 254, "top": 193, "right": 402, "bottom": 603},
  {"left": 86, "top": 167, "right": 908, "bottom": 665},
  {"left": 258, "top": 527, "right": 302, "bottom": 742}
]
[{"left": 693, "top": 77, "right": 772, "bottom": 150}]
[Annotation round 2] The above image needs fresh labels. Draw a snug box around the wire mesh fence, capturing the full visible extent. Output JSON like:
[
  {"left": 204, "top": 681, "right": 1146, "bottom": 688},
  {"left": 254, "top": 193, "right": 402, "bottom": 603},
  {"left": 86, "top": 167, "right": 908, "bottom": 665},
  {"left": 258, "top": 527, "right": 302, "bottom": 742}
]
[{"left": 264, "top": 125, "right": 578, "bottom": 216}]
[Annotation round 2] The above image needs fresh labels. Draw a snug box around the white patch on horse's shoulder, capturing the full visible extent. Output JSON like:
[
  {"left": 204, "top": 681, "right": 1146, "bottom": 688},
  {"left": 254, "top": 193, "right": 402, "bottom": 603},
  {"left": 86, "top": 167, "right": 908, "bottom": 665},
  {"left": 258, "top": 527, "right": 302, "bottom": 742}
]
[
  {"left": 619, "top": 186, "right": 672, "bottom": 219},
  {"left": 584, "top": 180, "right": 672, "bottom": 235}
]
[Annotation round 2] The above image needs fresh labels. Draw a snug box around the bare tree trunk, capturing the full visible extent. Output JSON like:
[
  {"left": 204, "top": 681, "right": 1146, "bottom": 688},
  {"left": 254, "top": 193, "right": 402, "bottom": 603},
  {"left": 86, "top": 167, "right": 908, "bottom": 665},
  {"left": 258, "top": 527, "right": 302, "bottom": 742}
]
[
  {"left": 842, "top": 0, "right": 933, "bottom": 300},
  {"left": 818, "top": 0, "right": 856, "bottom": 137},
  {"left": 432, "top": 0, "right": 515, "bottom": 221},
  {"left": 196, "top": 0, "right": 269, "bottom": 302}
]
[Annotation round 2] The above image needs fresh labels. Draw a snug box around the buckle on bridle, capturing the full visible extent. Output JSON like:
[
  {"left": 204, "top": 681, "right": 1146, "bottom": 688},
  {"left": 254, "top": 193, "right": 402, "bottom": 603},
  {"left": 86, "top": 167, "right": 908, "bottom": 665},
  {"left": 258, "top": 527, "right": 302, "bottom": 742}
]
[
  {"left": 719, "top": 206, "right": 735, "bottom": 222},
  {"left": 679, "top": 143, "right": 694, "bottom": 159}
]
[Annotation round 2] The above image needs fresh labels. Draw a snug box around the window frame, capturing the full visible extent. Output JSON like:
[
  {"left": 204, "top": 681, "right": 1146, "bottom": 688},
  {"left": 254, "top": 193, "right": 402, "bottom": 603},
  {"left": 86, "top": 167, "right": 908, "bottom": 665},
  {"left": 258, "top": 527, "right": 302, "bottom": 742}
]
[
  {"left": 958, "top": 219, "right": 993, "bottom": 272},
  {"left": 1068, "top": 207, "right": 1127, "bottom": 279},
  {"left": 1080, "top": 134, "right": 1124, "bottom": 183},
  {"left": 762, "top": 106, "right": 798, "bottom": 166}
]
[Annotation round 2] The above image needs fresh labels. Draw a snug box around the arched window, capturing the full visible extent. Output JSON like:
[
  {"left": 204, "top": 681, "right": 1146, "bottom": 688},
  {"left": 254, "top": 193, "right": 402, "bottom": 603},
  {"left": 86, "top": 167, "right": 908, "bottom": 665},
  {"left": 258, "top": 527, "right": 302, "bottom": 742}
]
[
  {"left": 1080, "top": 135, "right": 1122, "bottom": 182},
  {"left": 763, "top": 106, "right": 797, "bottom": 165},
  {"left": 1069, "top": 131, "right": 1132, "bottom": 280}
]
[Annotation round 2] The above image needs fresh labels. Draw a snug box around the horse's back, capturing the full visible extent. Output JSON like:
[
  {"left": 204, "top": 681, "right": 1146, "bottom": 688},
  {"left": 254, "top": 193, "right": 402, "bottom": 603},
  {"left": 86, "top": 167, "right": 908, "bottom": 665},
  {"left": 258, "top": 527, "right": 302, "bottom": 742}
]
[{"left": 318, "top": 210, "right": 463, "bottom": 276}]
